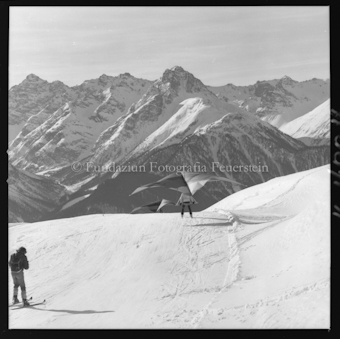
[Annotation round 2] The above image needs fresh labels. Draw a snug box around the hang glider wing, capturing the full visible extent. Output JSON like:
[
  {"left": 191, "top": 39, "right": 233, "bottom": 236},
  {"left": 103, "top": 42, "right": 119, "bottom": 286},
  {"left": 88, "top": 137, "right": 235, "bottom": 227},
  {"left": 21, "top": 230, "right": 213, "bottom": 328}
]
[
  {"left": 181, "top": 172, "right": 245, "bottom": 195},
  {"left": 131, "top": 199, "right": 175, "bottom": 213},
  {"left": 156, "top": 199, "right": 176, "bottom": 212},
  {"left": 130, "top": 171, "right": 245, "bottom": 197},
  {"left": 130, "top": 172, "right": 191, "bottom": 196}
]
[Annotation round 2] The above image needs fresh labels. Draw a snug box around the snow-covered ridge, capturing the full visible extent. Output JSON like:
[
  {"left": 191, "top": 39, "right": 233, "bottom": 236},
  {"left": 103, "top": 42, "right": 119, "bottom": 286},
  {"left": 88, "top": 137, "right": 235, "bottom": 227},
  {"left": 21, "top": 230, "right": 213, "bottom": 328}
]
[
  {"left": 126, "top": 96, "right": 246, "bottom": 159},
  {"left": 279, "top": 99, "right": 330, "bottom": 146}
]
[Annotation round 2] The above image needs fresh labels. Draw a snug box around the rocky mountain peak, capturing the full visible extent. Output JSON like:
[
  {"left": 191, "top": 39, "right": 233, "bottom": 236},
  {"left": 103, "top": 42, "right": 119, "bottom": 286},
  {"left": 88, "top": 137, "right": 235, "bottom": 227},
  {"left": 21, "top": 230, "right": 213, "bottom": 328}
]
[
  {"left": 50, "top": 80, "right": 67, "bottom": 89},
  {"left": 253, "top": 81, "right": 275, "bottom": 97},
  {"left": 25, "top": 74, "right": 44, "bottom": 82},
  {"left": 98, "top": 74, "right": 111, "bottom": 85},
  {"left": 162, "top": 66, "right": 189, "bottom": 80},
  {"left": 119, "top": 72, "right": 132, "bottom": 78},
  {"left": 170, "top": 65, "right": 185, "bottom": 72},
  {"left": 278, "top": 75, "right": 297, "bottom": 85},
  {"left": 160, "top": 66, "right": 206, "bottom": 94}
]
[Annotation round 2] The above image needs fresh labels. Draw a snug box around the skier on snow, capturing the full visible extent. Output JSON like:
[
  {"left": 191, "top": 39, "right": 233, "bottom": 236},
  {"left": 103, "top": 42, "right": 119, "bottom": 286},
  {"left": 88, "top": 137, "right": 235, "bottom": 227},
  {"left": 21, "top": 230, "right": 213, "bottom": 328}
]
[
  {"left": 177, "top": 193, "right": 197, "bottom": 218},
  {"left": 9, "top": 246, "right": 30, "bottom": 306}
]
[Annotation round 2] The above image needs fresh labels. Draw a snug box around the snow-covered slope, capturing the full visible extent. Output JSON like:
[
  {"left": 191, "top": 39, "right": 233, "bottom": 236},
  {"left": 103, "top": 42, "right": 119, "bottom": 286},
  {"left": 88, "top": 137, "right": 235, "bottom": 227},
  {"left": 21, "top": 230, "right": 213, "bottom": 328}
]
[
  {"left": 125, "top": 95, "right": 246, "bottom": 159},
  {"left": 9, "top": 165, "right": 329, "bottom": 328},
  {"left": 279, "top": 99, "right": 330, "bottom": 146},
  {"left": 203, "top": 165, "right": 329, "bottom": 328},
  {"left": 9, "top": 73, "right": 152, "bottom": 172},
  {"left": 208, "top": 76, "right": 330, "bottom": 128},
  {"left": 8, "top": 163, "right": 67, "bottom": 222},
  {"left": 208, "top": 164, "right": 329, "bottom": 214}
]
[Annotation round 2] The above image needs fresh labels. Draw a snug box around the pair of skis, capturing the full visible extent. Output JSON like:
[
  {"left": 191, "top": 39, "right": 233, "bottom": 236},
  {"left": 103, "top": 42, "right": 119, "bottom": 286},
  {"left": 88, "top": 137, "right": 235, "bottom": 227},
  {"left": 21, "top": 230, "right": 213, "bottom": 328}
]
[{"left": 9, "top": 297, "right": 46, "bottom": 309}]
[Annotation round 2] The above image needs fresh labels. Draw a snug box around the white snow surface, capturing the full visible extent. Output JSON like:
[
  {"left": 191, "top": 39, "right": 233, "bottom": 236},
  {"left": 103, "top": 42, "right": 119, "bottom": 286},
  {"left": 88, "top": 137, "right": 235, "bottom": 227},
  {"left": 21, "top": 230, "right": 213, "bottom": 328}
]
[
  {"left": 9, "top": 165, "right": 330, "bottom": 328},
  {"left": 279, "top": 99, "right": 330, "bottom": 145}
]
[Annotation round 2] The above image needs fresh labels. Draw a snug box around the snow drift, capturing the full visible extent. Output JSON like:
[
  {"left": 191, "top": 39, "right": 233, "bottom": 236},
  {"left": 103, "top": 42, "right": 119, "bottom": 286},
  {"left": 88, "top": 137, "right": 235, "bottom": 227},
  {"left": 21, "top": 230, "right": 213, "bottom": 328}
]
[{"left": 9, "top": 165, "right": 330, "bottom": 328}]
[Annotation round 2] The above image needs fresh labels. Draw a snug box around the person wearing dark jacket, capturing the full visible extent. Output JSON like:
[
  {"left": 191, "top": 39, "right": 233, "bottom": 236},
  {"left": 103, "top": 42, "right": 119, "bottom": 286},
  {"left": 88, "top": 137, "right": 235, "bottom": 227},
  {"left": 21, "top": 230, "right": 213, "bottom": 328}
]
[{"left": 8, "top": 247, "right": 30, "bottom": 306}]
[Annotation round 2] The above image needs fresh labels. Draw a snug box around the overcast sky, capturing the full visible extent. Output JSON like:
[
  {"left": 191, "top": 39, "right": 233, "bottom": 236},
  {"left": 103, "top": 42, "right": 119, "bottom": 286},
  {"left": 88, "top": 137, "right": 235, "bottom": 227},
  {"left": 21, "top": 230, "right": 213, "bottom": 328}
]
[{"left": 9, "top": 6, "right": 329, "bottom": 88}]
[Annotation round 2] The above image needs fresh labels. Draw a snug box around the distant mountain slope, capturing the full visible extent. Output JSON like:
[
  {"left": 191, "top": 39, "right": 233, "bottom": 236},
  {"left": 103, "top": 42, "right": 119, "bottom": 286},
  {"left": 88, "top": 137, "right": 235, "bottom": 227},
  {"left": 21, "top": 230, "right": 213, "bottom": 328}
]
[
  {"left": 279, "top": 99, "right": 330, "bottom": 146},
  {"left": 8, "top": 163, "right": 67, "bottom": 222},
  {"left": 9, "top": 74, "right": 76, "bottom": 142},
  {"left": 127, "top": 107, "right": 329, "bottom": 182}
]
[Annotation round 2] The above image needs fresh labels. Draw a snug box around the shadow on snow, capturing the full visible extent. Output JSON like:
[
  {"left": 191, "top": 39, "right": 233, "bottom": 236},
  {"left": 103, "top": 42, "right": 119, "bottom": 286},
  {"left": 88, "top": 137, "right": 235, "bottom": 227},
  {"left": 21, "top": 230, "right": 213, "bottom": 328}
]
[
  {"left": 12, "top": 307, "right": 115, "bottom": 314},
  {"left": 185, "top": 222, "right": 234, "bottom": 227}
]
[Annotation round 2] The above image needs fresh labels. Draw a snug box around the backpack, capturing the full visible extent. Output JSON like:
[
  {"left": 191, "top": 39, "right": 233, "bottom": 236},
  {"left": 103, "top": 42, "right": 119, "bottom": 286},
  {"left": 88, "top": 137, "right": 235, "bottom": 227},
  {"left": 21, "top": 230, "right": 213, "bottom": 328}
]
[{"left": 9, "top": 253, "right": 22, "bottom": 272}]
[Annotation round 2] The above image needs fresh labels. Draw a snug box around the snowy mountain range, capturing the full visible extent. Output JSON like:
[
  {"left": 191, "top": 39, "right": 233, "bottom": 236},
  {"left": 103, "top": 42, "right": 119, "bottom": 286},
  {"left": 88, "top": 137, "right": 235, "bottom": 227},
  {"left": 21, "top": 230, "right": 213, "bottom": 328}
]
[
  {"left": 9, "top": 67, "right": 329, "bottom": 175},
  {"left": 9, "top": 73, "right": 152, "bottom": 172},
  {"left": 207, "top": 75, "right": 329, "bottom": 127},
  {"left": 9, "top": 165, "right": 330, "bottom": 328},
  {"left": 8, "top": 66, "right": 330, "bottom": 222}
]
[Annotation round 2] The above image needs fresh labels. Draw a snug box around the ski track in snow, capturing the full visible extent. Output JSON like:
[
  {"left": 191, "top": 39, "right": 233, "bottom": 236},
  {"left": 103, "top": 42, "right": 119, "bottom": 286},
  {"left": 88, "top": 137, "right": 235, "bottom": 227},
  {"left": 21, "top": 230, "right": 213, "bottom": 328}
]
[
  {"left": 200, "top": 278, "right": 329, "bottom": 328},
  {"left": 189, "top": 211, "right": 240, "bottom": 328}
]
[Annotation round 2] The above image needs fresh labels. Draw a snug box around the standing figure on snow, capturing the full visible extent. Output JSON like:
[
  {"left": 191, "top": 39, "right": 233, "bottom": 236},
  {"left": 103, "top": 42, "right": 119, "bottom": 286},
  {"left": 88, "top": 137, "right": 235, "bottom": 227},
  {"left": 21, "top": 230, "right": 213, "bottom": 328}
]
[
  {"left": 177, "top": 193, "right": 198, "bottom": 218},
  {"left": 8, "top": 246, "right": 30, "bottom": 306}
]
